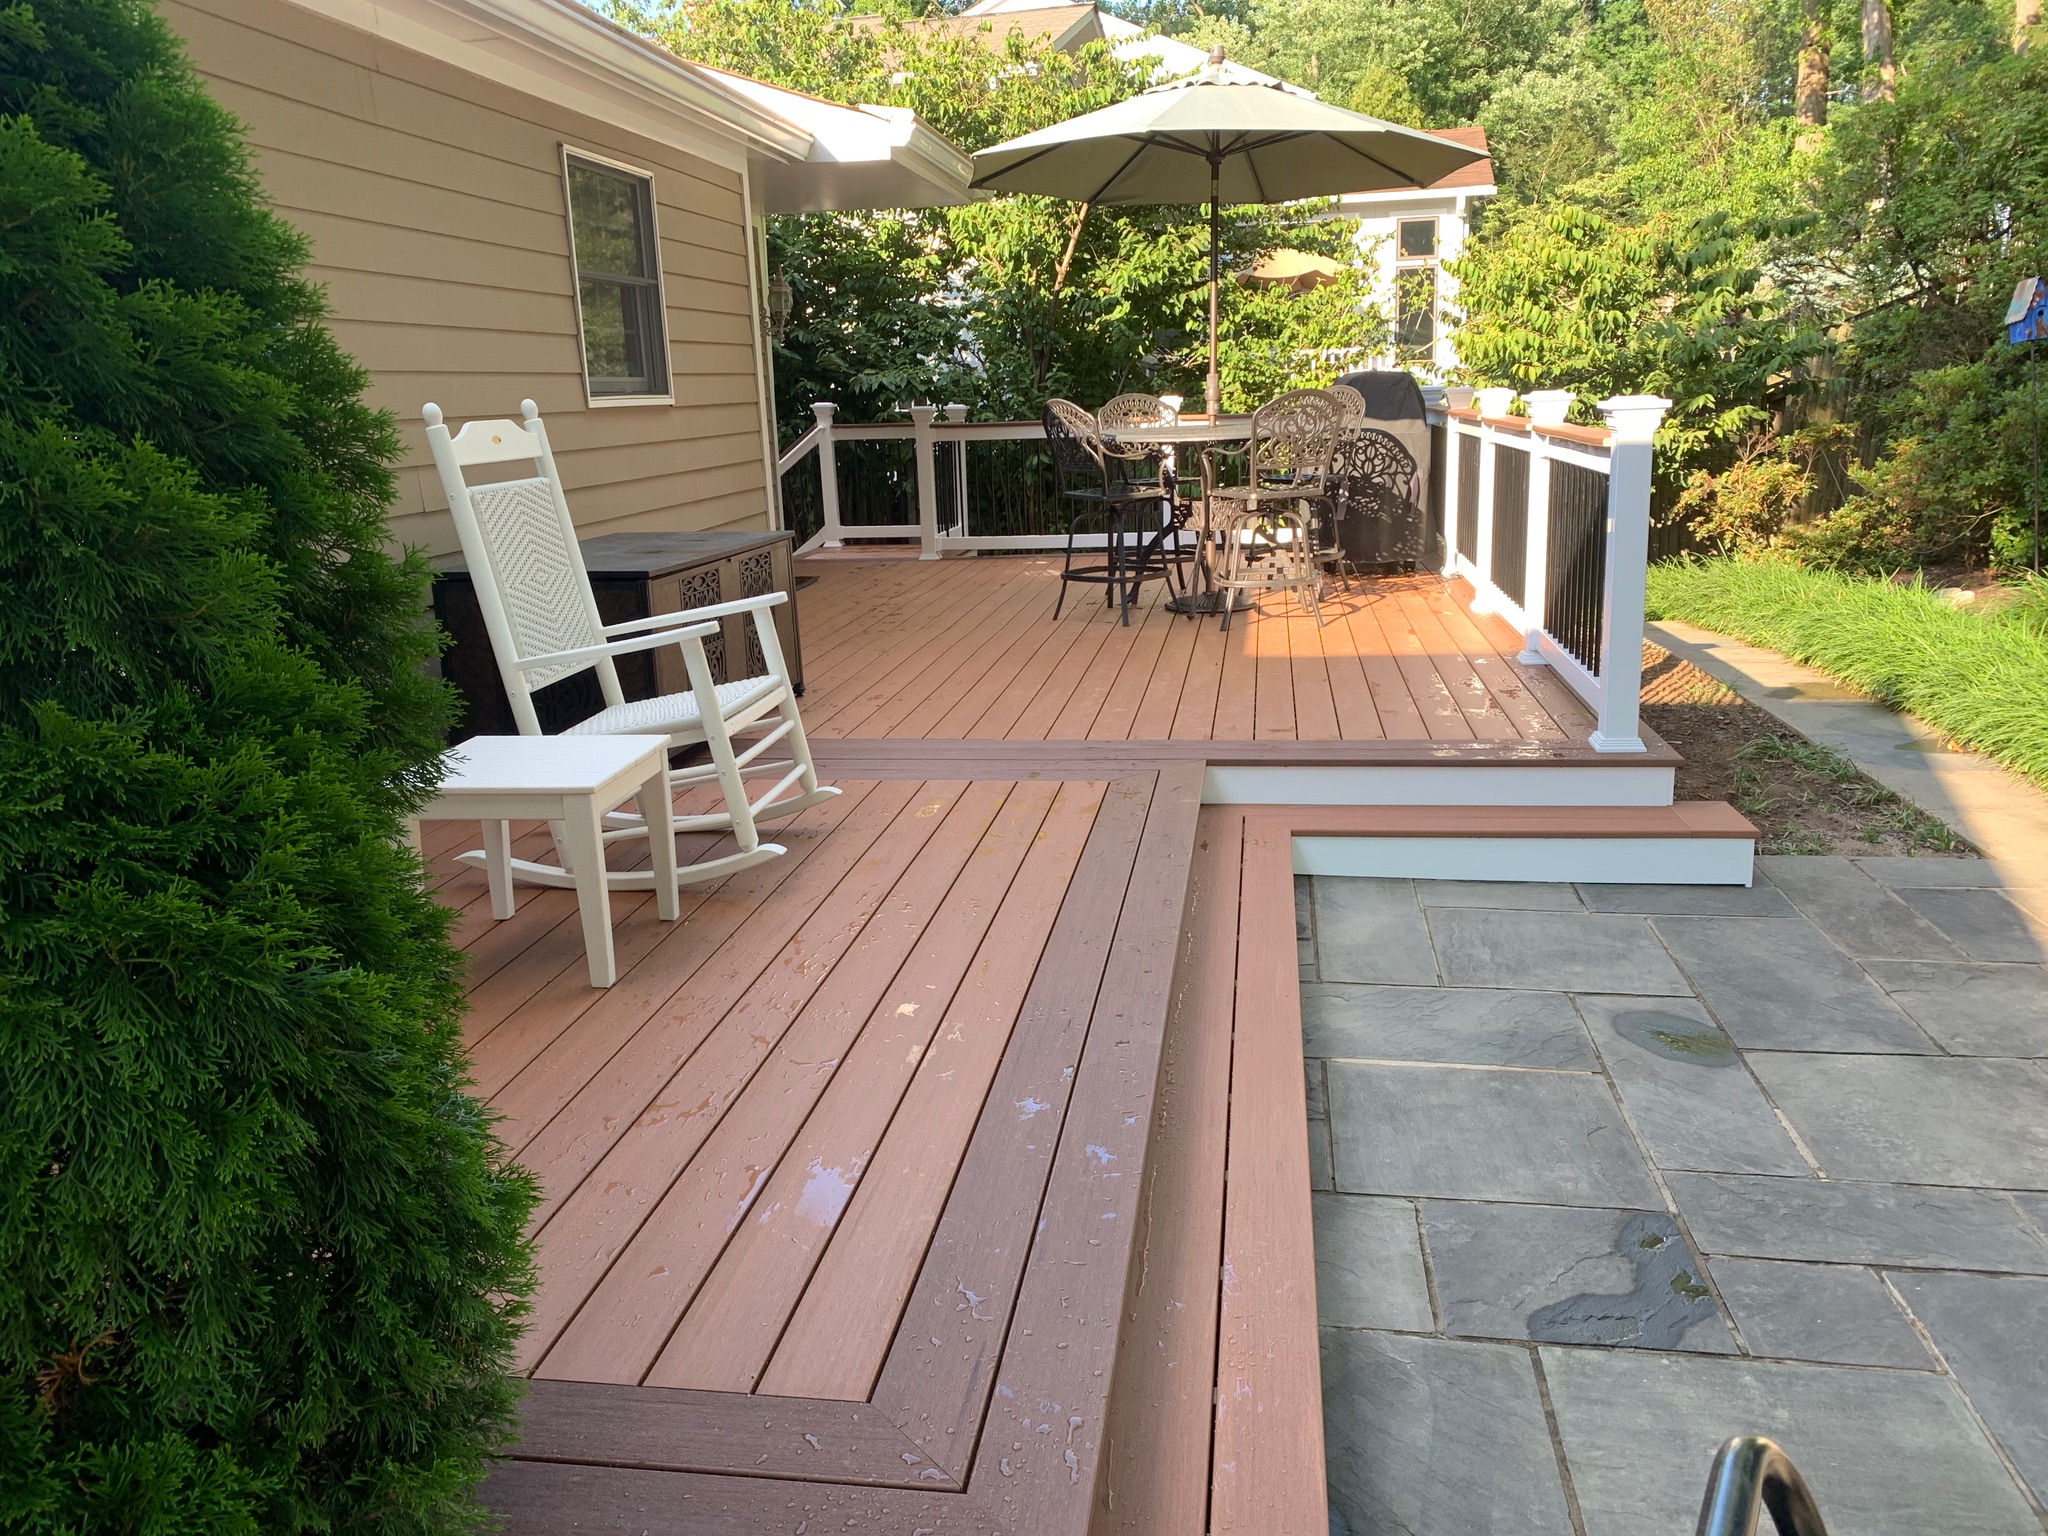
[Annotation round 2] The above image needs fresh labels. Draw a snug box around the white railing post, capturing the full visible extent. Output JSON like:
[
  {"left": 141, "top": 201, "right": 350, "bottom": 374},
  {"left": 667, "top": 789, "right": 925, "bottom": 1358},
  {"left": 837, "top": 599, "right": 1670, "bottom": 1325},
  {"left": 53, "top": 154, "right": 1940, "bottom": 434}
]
[
  {"left": 909, "top": 403, "right": 940, "bottom": 561},
  {"left": 1518, "top": 390, "right": 1573, "bottom": 665},
  {"left": 812, "top": 402, "right": 843, "bottom": 548},
  {"left": 1589, "top": 394, "right": 1671, "bottom": 753}
]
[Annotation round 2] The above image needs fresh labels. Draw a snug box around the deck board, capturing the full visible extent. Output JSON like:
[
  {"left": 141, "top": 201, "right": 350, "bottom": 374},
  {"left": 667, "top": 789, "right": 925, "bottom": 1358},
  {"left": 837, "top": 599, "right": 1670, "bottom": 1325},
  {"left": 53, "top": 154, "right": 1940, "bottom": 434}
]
[
  {"left": 788, "top": 557, "right": 1594, "bottom": 746},
  {"left": 450, "top": 557, "right": 1670, "bottom": 1532}
]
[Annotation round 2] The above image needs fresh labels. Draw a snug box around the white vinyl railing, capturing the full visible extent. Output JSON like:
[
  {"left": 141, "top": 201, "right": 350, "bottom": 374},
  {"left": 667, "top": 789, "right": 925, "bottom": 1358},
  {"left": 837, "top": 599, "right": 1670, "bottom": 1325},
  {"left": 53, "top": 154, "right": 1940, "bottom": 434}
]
[
  {"left": 779, "top": 390, "right": 1669, "bottom": 754},
  {"left": 1435, "top": 390, "right": 1670, "bottom": 753},
  {"left": 781, "top": 402, "right": 1154, "bottom": 559}
]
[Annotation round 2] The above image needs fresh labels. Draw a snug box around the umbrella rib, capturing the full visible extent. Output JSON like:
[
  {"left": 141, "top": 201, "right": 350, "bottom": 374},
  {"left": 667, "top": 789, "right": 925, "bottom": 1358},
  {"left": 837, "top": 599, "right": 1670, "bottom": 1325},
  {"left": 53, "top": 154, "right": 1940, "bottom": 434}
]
[
  {"left": 968, "top": 138, "right": 1084, "bottom": 189},
  {"left": 1089, "top": 137, "right": 1154, "bottom": 204},
  {"left": 1246, "top": 145, "right": 1271, "bottom": 203},
  {"left": 1329, "top": 136, "right": 1424, "bottom": 186}
]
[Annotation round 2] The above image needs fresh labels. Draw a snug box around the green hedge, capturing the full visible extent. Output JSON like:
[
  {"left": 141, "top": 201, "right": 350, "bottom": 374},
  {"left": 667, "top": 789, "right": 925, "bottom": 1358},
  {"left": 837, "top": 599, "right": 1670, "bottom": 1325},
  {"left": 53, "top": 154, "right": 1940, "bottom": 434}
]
[
  {"left": 1646, "top": 559, "right": 2048, "bottom": 790},
  {"left": 0, "top": 1, "right": 535, "bottom": 1530}
]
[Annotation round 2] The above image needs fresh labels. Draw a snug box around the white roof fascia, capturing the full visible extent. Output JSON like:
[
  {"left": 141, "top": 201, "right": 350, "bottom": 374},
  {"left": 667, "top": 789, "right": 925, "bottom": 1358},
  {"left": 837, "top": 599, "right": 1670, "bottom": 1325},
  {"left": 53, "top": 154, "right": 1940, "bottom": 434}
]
[
  {"left": 271, "top": 0, "right": 811, "bottom": 171},
  {"left": 697, "top": 67, "right": 974, "bottom": 211},
  {"left": 1100, "top": 17, "right": 1224, "bottom": 81},
  {"left": 1332, "top": 184, "right": 1497, "bottom": 213}
]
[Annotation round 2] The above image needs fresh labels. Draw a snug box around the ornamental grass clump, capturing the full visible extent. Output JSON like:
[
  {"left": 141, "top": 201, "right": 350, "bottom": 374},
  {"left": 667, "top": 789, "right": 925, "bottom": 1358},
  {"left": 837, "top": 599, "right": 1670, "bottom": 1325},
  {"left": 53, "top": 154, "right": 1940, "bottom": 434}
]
[
  {"left": 0, "top": 2, "right": 535, "bottom": 1531},
  {"left": 1647, "top": 558, "right": 2048, "bottom": 790}
]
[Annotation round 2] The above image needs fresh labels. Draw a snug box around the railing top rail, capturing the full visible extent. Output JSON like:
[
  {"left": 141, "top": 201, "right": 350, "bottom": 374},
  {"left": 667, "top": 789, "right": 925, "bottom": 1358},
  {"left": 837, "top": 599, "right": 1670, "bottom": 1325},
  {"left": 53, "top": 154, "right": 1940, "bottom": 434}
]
[
  {"left": 1442, "top": 408, "right": 1615, "bottom": 457},
  {"left": 1535, "top": 421, "right": 1613, "bottom": 448},
  {"left": 776, "top": 420, "right": 827, "bottom": 477},
  {"left": 818, "top": 420, "right": 1049, "bottom": 442}
]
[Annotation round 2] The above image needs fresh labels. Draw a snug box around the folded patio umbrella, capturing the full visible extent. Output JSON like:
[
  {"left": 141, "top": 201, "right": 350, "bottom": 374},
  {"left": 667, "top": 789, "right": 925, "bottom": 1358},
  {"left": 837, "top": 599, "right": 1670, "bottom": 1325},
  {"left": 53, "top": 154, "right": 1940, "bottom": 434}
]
[{"left": 970, "top": 49, "right": 1484, "bottom": 416}]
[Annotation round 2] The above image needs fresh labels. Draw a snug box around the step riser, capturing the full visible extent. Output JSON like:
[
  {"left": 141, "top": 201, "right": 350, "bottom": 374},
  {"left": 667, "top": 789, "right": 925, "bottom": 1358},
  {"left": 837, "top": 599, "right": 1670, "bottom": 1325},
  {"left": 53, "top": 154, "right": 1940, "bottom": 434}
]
[
  {"left": 1292, "top": 834, "right": 1755, "bottom": 886},
  {"left": 1203, "top": 763, "right": 1675, "bottom": 807}
]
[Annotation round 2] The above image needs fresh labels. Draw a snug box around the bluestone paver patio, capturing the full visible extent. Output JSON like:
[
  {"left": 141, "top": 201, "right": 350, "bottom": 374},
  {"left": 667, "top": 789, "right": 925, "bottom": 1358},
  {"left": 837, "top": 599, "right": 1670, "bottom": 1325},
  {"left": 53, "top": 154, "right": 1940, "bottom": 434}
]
[{"left": 1299, "top": 856, "right": 2048, "bottom": 1535}]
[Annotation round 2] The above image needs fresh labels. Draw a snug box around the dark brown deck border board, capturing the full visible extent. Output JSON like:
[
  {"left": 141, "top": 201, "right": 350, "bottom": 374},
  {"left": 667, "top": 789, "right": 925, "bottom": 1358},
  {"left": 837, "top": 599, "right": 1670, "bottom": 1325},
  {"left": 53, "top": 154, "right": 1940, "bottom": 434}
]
[
  {"left": 511, "top": 1378, "right": 958, "bottom": 1490},
  {"left": 947, "top": 761, "right": 1204, "bottom": 1520},
  {"left": 811, "top": 733, "right": 1683, "bottom": 776}
]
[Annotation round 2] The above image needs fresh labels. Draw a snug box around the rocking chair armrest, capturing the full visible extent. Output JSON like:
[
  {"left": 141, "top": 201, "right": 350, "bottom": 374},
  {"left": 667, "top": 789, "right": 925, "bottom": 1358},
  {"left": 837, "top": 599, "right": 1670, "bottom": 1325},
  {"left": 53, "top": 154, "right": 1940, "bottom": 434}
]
[
  {"left": 515, "top": 620, "right": 720, "bottom": 674},
  {"left": 602, "top": 591, "right": 787, "bottom": 637}
]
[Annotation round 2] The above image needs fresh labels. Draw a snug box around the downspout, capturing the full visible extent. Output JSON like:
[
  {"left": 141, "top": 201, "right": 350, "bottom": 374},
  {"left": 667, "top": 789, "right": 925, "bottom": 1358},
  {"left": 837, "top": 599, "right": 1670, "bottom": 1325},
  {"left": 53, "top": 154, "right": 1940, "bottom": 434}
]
[{"left": 740, "top": 161, "right": 785, "bottom": 531}]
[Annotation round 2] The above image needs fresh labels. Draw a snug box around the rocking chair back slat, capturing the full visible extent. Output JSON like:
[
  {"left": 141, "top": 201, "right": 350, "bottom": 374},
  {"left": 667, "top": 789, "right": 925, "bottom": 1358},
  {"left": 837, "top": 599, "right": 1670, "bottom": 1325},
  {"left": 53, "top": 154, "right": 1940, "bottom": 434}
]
[
  {"left": 424, "top": 399, "right": 623, "bottom": 730},
  {"left": 465, "top": 476, "right": 608, "bottom": 692}
]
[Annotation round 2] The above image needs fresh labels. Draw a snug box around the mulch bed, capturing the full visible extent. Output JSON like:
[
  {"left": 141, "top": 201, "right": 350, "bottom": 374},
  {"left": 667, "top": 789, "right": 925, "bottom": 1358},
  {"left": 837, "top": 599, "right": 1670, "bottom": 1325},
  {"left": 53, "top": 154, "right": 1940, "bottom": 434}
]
[{"left": 1640, "top": 645, "right": 1976, "bottom": 859}]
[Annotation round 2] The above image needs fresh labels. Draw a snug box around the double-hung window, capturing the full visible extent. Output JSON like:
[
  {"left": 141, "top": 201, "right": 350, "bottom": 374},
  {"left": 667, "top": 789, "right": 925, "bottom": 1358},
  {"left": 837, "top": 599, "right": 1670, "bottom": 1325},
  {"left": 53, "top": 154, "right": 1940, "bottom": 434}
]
[
  {"left": 563, "top": 149, "right": 670, "bottom": 402},
  {"left": 1393, "top": 216, "right": 1439, "bottom": 363}
]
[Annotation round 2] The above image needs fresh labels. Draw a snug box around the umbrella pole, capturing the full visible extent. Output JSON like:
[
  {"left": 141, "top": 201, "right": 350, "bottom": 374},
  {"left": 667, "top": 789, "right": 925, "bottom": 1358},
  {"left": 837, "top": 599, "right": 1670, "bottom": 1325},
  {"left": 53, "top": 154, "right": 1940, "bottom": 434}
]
[{"left": 1206, "top": 158, "right": 1221, "bottom": 418}]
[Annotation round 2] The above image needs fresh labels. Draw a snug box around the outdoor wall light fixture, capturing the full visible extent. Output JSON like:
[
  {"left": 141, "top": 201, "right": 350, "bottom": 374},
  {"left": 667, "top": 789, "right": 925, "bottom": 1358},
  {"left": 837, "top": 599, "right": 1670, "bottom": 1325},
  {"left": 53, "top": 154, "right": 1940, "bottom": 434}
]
[{"left": 766, "top": 270, "right": 794, "bottom": 341}]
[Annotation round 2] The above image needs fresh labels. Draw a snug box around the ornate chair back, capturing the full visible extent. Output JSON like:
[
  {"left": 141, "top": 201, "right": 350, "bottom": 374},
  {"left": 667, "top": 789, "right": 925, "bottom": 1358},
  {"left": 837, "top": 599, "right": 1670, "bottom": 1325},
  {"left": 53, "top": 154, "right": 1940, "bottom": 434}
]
[
  {"left": 1329, "top": 427, "right": 1419, "bottom": 519},
  {"left": 1250, "top": 388, "right": 1347, "bottom": 487},
  {"left": 1324, "top": 384, "right": 1371, "bottom": 429},
  {"left": 1044, "top": 398, "right": 1112, "bottom": 497},
  {"left": 424, "top": 399, "right": 621, "bottom": 734},
  {"left": 1096, "top": 392, "right": 1178, "bottom": 489}
]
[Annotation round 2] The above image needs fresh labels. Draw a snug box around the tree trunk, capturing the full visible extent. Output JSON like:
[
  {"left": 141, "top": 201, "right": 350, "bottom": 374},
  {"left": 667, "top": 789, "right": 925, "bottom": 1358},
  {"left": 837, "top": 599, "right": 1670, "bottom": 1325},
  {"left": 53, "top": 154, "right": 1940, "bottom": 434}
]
[
  {"left": 1861, "top": 0, "right": 1896, "bottom": 100},
  {"left": 2018, "top": 0, "right": 2041, "bottom": 53},
  {"left": 1030, "top": 202, "right": 1092, "bottom": 396},
  {"left": 1796, "top": 0, "right": 1830, "bottom": 134}
]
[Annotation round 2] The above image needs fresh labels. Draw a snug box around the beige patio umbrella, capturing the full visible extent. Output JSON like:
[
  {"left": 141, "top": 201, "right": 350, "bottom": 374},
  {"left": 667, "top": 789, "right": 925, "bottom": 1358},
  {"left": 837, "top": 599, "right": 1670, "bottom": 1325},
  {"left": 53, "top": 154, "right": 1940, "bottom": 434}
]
[{"left": 970, "top": 49, "right": 1484, "bottom": 415}]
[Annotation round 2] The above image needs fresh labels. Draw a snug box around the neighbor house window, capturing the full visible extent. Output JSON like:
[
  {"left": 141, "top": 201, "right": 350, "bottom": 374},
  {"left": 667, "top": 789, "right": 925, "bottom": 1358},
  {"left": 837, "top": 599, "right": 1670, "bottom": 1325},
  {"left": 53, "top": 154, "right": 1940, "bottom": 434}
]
[
  {"left": 1394, "top": 216, "right": 1439, "bottom": 362},
  {"left": 563, "top": 150, "right": 670, "bottom": 400}
]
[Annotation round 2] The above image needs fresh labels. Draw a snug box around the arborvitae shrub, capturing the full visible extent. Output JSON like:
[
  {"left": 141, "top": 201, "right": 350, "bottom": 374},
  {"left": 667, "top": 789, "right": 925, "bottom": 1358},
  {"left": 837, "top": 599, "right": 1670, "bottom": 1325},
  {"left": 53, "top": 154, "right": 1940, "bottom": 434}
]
[{"left": 0, "top": 2, "right": 536, "bottom": 1530}]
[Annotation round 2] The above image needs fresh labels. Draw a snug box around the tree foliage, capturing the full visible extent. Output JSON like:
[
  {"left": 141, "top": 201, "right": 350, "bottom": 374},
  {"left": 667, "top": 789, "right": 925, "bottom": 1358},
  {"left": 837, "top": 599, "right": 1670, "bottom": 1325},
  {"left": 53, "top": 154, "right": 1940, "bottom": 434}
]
[
  {"left": 0, "top": 1, "right": 535, "bottom": 1529},
  {"left": 610, "top": 0, "right": 1387, "bottom": 430},
  {"left": 1122, "top": 0, "right": 2048, "bottom": 567}
]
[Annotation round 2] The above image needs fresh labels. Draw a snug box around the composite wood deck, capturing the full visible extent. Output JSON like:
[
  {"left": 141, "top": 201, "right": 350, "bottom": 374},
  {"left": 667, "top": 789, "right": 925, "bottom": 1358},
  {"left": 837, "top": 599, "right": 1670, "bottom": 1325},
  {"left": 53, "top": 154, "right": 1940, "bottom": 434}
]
[
  {"left": 788, "top": 553, "right": 1597, "bottom": 747},
  {"left": 446, "top": 559, "right": 1662, "bottom": 1533}
]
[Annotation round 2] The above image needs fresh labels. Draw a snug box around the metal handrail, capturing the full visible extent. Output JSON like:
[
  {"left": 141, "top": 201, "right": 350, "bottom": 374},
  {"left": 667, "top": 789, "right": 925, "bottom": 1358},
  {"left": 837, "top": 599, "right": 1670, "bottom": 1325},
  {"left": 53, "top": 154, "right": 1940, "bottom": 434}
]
[{"left": 1694, "top": 1436, "right": 1830, "bottom": 1536}]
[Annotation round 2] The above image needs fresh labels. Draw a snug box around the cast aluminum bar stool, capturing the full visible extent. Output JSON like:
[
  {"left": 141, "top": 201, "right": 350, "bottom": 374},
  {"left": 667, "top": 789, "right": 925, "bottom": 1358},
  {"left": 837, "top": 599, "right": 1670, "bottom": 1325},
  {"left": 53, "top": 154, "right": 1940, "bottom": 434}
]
[{"left": 416, "top": 734, "right": 679, "bottom": 987}]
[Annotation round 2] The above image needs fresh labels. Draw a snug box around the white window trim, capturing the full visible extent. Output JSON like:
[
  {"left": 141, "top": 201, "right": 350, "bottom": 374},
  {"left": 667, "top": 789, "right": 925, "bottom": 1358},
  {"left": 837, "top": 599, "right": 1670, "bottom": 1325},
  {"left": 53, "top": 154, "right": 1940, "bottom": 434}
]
[{"left": 561, "top": 143, "right": 675, "bottom": 409}]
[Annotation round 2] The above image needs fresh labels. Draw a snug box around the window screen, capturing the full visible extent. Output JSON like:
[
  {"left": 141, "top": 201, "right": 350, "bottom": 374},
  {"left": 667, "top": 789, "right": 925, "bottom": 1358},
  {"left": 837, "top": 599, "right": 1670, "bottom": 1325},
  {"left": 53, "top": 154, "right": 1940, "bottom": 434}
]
[
  {"left": 1397, "top": 218, "right": 1438, "bottom": 259},
  {"left": 566, "top": 155, "right": 669, "bottom": 398},
  {"left": 1395, "top": 267, "right": 1437, "bottom": 358}
]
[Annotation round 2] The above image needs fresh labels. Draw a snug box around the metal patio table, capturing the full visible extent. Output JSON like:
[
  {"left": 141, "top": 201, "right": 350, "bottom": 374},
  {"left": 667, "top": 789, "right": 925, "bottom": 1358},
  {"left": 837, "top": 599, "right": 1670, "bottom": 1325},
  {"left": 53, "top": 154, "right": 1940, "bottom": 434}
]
[{"left": 1097, "top": 414, "right": 1253, "bottom": 614}]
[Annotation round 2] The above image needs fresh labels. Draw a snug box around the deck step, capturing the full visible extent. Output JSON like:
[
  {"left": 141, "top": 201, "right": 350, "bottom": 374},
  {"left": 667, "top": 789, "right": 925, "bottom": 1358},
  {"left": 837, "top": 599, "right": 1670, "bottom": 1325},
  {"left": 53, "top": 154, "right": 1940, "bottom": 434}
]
[{"left": 1283, "top": 801, "right": 1756, "bottom": 885}]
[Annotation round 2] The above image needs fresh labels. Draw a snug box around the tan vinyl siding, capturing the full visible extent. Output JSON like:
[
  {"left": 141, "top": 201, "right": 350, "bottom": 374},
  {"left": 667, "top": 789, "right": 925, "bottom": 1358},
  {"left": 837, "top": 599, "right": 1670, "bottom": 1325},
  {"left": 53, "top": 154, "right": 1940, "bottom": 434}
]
[{"left": 164, "top": 0, "right": 773, "bottom": 557}]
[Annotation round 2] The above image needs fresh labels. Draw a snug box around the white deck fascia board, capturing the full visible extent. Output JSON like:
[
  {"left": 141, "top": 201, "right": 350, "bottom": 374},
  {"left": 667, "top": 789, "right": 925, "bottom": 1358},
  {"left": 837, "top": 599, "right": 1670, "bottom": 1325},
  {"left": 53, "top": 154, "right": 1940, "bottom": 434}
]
[{"left": 1291, "top": 834, "right": 1755, "bottom": 885}]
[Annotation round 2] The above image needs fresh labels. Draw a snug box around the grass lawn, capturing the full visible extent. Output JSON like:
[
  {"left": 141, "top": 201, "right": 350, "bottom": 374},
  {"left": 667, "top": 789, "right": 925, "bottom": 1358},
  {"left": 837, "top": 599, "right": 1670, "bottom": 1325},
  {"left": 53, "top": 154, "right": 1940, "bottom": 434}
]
[{"left": 1646, "top": 558, "right": 2048, "bottom": 792}]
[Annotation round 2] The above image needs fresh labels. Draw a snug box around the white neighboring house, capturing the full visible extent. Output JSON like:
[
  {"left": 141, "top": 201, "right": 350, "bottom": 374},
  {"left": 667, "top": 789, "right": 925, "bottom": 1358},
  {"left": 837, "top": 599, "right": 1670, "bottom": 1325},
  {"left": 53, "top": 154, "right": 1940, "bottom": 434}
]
[
  {"left": 951, "top": 0, "right": 1285, "bottom": 82},
  {"left": 1333, "top": 125, "right": 1496, "bottom": 380}
]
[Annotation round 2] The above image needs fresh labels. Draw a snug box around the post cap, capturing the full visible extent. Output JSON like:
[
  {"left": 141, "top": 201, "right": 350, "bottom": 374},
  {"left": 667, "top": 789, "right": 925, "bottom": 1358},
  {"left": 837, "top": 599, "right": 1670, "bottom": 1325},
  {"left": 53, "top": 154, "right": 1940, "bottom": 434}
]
[{"left": 1596, "top": 395, "right": 1671, "bottom": 443}]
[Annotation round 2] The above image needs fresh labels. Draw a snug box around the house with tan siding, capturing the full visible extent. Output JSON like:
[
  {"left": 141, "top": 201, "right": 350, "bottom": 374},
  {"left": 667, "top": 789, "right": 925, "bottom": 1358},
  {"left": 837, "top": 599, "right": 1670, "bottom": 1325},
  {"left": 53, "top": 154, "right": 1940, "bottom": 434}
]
[{"left": 164, "top": 0, "right": 969, "bottom": 558}]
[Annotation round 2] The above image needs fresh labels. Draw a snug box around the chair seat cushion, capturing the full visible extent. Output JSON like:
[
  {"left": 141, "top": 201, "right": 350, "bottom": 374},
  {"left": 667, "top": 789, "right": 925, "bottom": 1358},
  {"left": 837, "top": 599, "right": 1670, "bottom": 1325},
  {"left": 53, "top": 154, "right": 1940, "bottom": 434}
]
[{"left": 564, "top": 675, "right": 782, "bottom": 737}]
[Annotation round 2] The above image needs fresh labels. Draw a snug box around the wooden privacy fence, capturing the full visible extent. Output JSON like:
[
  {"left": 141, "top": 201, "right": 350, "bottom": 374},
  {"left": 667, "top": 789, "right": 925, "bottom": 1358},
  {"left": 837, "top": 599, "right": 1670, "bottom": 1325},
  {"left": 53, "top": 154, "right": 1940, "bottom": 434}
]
[{"left": 776, "top": 390, "right": 1670, "bottom": 754}]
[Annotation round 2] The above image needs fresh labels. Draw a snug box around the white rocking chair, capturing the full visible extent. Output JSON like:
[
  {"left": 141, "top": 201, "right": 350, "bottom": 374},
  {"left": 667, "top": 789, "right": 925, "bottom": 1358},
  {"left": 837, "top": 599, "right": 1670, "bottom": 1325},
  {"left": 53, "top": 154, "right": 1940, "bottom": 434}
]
[{"left": 424, "top": 399, "right": 839, "bottom": 889}]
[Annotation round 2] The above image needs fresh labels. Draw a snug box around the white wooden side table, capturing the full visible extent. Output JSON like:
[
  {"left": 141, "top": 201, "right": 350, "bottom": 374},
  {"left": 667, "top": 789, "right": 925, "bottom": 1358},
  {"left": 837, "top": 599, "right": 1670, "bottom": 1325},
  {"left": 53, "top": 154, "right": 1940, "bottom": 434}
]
[{"left": 417, "top": 734, "right": 679, "bottom": 987}]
